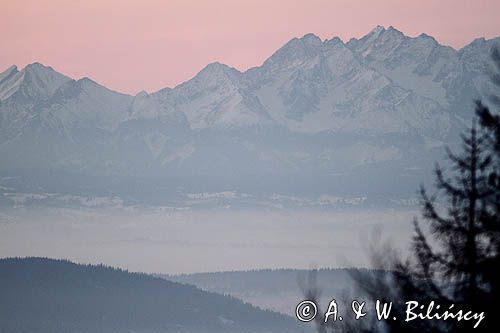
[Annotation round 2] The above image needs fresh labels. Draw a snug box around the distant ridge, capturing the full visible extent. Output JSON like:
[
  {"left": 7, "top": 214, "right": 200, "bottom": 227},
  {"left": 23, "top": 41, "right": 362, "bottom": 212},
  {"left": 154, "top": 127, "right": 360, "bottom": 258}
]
[{"left": 164, "top": 268, "right": 386, "bottom": 315}]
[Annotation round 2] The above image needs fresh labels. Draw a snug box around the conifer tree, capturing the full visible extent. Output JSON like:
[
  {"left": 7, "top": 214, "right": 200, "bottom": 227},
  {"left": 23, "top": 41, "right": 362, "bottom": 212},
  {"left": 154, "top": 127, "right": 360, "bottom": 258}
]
[
  {"left": 371, "top": 45, "right": 500, "bottom": 333},
  {"left": 305, "top": 46, "right": 500, "bottom": 333}
]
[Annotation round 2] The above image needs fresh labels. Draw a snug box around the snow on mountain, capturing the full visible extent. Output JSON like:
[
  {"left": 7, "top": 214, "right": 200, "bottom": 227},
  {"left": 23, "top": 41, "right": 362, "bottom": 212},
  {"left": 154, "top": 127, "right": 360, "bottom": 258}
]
[
  {"left": 1, "top": 27, "right": 496, "bottom": 137},
  {"left": 0, "top": 63, "right": 70, "bottom": 101},
  {"left": 0, "top": 63, "right": 72, "bottom": 142},
  {"left": 42, "top": 77, "right": 133, "bottom": 131},
  {"left": 0, "top": 65, "right": 22, "bottom": 100},
  {"left": 0, "top": 26, "right": 499, "bottom": 204},
  {"left": 247, "top": 31, "right": 450, "bottom": 136},
  {"left": 347, "top": 26, "right": 500, "bottom": 119},
  {"left": 154, "top": 62, "right": 272, "bottom": 129},
  {"left": 347, "top": 26, "right": 456, "bottom": 107}
]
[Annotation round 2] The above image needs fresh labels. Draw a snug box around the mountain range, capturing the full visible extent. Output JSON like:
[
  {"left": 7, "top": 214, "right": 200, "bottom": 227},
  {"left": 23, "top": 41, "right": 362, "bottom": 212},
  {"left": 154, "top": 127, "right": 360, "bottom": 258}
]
[{"left": 1, "top": 26, "right": 499, "bottom": 208}]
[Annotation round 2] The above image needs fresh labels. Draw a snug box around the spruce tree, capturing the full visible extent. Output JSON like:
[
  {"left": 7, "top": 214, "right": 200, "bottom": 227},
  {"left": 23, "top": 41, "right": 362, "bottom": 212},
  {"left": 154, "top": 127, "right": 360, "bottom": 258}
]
[
  {"left": 309, "top": 46, "right": 500, "bottom": 333},
  {"left": 374, "top": 45, "right": 500, "bottom": 333}
]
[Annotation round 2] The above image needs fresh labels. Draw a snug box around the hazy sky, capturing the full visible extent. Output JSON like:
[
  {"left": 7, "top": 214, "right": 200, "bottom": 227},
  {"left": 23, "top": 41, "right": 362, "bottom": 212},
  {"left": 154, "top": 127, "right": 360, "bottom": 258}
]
[{"left": 2, "top": 0, "right": 500, "bottom": 94}]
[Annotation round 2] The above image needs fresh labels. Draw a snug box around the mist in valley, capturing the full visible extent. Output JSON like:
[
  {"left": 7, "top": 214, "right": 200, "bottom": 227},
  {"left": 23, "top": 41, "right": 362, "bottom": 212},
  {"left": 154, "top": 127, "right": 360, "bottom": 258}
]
[{"left": 0, "top": 206, "right": 415, "bottom": 274}]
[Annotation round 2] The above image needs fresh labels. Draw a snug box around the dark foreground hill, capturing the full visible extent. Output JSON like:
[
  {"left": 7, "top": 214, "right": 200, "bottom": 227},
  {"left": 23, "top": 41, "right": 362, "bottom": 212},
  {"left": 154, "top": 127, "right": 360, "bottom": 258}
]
[{"left": 0, "top": 257, "right": 301, "bottom": 333}]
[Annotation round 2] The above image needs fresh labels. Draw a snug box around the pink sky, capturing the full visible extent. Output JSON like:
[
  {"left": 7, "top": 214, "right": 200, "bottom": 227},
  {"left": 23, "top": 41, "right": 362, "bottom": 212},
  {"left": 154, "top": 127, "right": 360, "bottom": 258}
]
[{"left": 1, "top": 0, "right": 500, "bottom": 94}]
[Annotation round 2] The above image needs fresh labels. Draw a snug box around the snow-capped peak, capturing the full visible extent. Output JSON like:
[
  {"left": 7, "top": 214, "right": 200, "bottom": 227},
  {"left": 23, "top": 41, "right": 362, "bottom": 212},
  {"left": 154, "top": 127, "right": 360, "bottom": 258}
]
[
  {"left": 299, "top": 33, "right": 323, "bottom": 46},
  {"left": 197, "top": 62, "right": 240, "bottom": 79},
  {"left": 261, "top": 33, "right": 326, "bottom": 72},
  {"left": 135, "top": 90, "right": 149, "bottom": 98},
  {"left": 369, "top": 25, "right": 386, "bottom": 37},
  {"left": 0, "top": 62, "right": 70, "bottom": 101}
]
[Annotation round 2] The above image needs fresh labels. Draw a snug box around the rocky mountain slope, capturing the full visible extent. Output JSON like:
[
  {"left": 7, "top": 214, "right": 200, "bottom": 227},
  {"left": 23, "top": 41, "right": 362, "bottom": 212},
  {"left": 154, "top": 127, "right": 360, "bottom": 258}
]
[{"left": 1, "top": 26, "right": 498, "bottom": 207}]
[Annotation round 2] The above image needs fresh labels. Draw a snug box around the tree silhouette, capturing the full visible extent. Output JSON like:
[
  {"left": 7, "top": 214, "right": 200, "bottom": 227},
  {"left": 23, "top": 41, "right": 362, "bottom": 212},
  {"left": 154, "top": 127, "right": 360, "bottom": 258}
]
[
  {"left": 304, "top": 46, "right": 500, "bottom": 333},
  {"left": 365, "top": 46, "right": 500, "bottom": 333}
]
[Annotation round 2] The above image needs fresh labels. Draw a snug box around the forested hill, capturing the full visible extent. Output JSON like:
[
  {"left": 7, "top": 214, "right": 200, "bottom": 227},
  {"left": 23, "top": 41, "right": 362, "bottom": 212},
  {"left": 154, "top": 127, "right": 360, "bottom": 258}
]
[{"left": 0, "top": 257, "right": 301, "bottom": 333}]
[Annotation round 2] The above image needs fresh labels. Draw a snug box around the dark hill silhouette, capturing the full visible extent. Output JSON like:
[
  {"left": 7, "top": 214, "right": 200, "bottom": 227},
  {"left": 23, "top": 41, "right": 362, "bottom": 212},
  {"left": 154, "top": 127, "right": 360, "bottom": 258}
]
[{"left": 0, "top": 257, "right": 301, "bottom": 333}]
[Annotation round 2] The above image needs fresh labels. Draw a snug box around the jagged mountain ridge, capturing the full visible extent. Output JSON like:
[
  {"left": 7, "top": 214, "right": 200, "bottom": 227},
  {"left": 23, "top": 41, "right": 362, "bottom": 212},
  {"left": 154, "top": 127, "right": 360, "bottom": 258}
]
[{"left": 1, "top": 26, "right": 498, "bottom": 205}]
